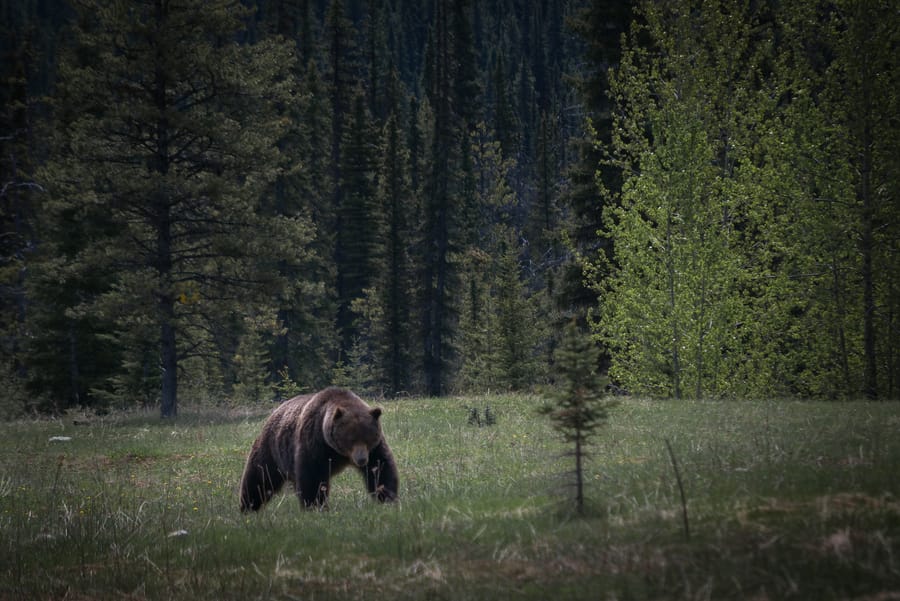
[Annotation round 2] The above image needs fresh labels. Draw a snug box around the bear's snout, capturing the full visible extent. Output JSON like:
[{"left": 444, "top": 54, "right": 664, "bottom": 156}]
[{"left": 351, "top": 446, "right": 369, "bottom": 467}]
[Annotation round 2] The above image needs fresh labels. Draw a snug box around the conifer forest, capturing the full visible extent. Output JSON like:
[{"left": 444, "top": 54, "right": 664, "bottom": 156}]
[{"left": 1, "top": 0, "right": 897, "bottom": 416}]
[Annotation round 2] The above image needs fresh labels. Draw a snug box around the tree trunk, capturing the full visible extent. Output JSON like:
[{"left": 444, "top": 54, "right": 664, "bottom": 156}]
[
  {"left": 666, "top": 208, "right": 682, "bottom": 400},
  {"left": 160, "top": 316, "right": 177, "bottom": 418},
  {"left": 68, "top": 325, "right": 80, "bottom": 407},
  {"left": 832, "top": 257, "right": 851, "bottom": 392},
  {"left": 859, "top": 76, "right": 877, "bottom": 400},
  {"left": 854, "top": 0, "right": 877, "bottom": 400},
  {"left": 154, "top": 0, "right": 177, "bottom": 417},
  {"left": 574, "top": 435, "right": 584, "bottom": 514},
  {"left": 423, "top": 1, "right": 452, "bottom": 398}
]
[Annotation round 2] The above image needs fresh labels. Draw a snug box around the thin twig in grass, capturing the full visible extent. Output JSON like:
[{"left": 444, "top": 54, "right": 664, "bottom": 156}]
[{"left": 665, "top": 438, "right": 690, "bottom": 542}]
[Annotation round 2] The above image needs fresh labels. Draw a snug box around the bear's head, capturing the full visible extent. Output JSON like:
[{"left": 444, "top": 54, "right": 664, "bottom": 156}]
[{"left": 322, "top": 397, "right": 384, "bottom": 468}]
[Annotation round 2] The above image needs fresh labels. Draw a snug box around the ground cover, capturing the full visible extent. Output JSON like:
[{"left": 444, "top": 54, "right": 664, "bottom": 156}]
[{"left": 1, "top": 396, "right": 898, "bottom": 600}]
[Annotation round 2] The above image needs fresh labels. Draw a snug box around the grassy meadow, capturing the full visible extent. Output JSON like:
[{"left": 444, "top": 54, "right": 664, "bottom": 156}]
[{"left": 1, "top": 395, "right": 898, "bottom": 600}]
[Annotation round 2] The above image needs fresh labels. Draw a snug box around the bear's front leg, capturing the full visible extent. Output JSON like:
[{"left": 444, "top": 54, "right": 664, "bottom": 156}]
[
  {"left": 363, "top": 442, "right": 399, "bottom": 502},
  {"left": 296, "top": 460, "right": 331, "bottom": 508}
]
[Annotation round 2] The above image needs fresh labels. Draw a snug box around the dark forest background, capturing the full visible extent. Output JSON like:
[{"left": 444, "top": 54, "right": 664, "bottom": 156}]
[{"left": 1, "top": 0, "right": 897, "bottom": 417}]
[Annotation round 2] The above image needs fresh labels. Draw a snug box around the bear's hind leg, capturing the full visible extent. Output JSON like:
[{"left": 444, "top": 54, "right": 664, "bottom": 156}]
[{"left": 239, "top": 445, "right": 285, "bottom": 512}]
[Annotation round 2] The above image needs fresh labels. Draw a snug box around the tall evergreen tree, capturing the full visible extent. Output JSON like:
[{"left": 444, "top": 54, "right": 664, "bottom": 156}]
[
  {"left": 0, "top": 17, "right": 37, "bottom": 403},
  {"left": 276, "top": 59, "right": 338, "bottom": 392},
  {"left": 37, "top": 0, "right": 309, "bottom": 416},
  {"left": 491, "top": 50, "right": 518, "bottom": 161},
  {"left": 559, "top": 0, "right": 631, "bottom": 315},
  {"left": 336, "top": 90, "right": 380, "bottom": 354},
  {"left": 359, "top": 109, "right": 418, "bottom": 396},
  {"left": 419, "top": 0, "right": 480, "bottom": 395},
  {"left": 0, "top": 0, "right": 70, "bottom": 412}
]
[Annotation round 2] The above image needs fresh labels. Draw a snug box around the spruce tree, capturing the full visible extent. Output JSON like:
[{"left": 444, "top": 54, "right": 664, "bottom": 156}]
[
  {"left": 493, "top": 234, "right": 541, "bottom": 390},
  {"left": 336, "top": 90, "right": 380, "bottom": 355},
  {"left": 559, "top": 0, "right": 632, "bottom": 314},
  {"left": 38, "top": 0, "right": 306, "bottom": 417},
  {"left": 540, "top": 319, "right": 612, "bottom": 514},
  {"left": 371, "top": 112, "right": 417, "bottom": 395},
  {"left": 419, "top": 0, "right": 479, "bottom": 396},
  {"left": 264, "top": 58, "right": 335, "bottom": 393}
]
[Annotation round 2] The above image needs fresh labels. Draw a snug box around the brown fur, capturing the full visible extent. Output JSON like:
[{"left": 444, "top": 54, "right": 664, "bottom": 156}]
[{"left": 239, "top": 387, "right": 398, "bottom": 511}]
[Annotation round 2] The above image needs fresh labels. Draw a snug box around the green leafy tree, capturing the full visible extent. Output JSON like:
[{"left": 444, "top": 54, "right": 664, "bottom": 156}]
[
  {"left": 539, "top": 319, "right": 613, "bottom": 514},
  {"left": 736, "top": 0, "right": 899, "bottom": 399},
  {"left": 816, "top": 0, "right": 899, "bottom": 398},
  {"left": 38, "top": 0, "right": 308, "bottom": 417},
  {"left": 597, "top": 0, "right": 769, "bottom": 398}
]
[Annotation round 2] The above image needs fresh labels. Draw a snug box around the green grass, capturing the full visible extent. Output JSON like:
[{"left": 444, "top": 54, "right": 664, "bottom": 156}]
[{"left": 1, "top": 396, "right": 899, "bottom": 600}]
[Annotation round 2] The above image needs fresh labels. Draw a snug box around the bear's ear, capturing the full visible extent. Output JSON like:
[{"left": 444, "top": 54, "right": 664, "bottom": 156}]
[
  {"left": 370, "top": 407, "right": 382, "bottom": 420},
  {"left": 333, "top": 407, "right": 344, "bottom": 420}
]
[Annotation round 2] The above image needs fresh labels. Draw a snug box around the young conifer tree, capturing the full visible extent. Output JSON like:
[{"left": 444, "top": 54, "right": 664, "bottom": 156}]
[{"left": 540, "top": 319, "right": 614, "bottom": 514}]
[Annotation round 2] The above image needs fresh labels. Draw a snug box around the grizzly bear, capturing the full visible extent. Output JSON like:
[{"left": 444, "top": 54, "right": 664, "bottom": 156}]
[{"left": 239, "top": 387, "right": 399, "bottom": 511}]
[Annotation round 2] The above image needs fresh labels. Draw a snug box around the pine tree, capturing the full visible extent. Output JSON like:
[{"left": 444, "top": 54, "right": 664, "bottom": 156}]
[
  {"left": 265, "top": 58, "right": 336, "bottom": 394},
  {"left": 0, "top": 0, "right": 70, "bottom": 412},
  {"left": 539, "top": 319, "right": 613, "bottom": 514},
  {"left": 0, "top": 21, "right": 36, "bottom": 408},
  {"left": 492, "top": 232, "right": 542, "bottom": 390},
  {"left": 559, "top": 0, "right": 632, "bottom": 315},
  {"left": 419, "top": 0, "right": 479, "bottom": 396},
  {"left": 370, "top": 112, "right": 417, "bottom": 395},
  {"left": 491, "top": 50, "right": 518, "bottom": 161},
  {"left": 456, "top": 246, "right": 497, "bottom": 391},
  {"left": 38, "top": 0, "right": 306, "bottom": 417},
  {"left": 336, "top": 90, "right": 380, "bottom": 355},
  {"left": 232, "top": 316, "right": 274, "bottom": 405}
]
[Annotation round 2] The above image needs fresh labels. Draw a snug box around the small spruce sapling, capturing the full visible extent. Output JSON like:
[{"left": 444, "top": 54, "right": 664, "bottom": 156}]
[
  {"left": 539, "top": 319, "right": 615, "bottom": 514},
  {"left": 483, "top": 405, "right": 496, "bottom": 426}
]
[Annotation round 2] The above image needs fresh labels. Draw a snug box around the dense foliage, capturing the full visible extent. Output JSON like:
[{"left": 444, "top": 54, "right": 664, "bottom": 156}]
[
  {"left": 1, "top": 0, "right": 897, "bottom": 415},
  {"left": 594, "top": 0, "right": 899, "bottom": 400}
]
